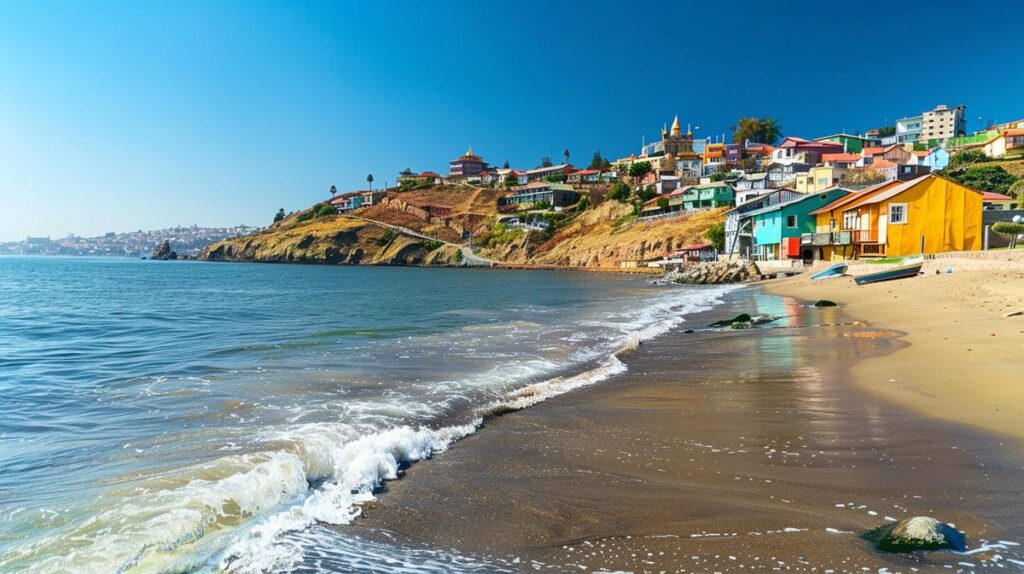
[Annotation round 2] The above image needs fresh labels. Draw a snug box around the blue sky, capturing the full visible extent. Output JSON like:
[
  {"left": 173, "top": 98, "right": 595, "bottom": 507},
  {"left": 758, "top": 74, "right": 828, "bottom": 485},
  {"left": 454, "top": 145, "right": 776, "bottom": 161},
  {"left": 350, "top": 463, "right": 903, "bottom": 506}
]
[{"left": 1, "top": 0, "right": 1022, "bottom": 241}]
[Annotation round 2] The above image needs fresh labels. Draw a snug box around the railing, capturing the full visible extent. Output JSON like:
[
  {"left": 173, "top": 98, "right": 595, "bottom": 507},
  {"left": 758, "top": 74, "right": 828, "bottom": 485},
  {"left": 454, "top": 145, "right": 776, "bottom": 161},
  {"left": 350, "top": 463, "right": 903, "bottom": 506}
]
[
  {"left": 800, "top": 231, "right": 853, "bottom": 246},
  {"left": 852, "top": 229, "right": 879, "bottom": 243}
]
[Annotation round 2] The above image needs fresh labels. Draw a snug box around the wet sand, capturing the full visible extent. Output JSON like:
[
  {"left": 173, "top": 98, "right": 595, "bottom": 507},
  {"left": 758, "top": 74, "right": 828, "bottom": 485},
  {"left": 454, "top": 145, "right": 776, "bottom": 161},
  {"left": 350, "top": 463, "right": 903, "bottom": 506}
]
[
  {"left": 350, "top": 288, "right": 1024, "bottom": 572},
  {"left": 765, "top": 262, "right": 1024, "bottom": 441}
]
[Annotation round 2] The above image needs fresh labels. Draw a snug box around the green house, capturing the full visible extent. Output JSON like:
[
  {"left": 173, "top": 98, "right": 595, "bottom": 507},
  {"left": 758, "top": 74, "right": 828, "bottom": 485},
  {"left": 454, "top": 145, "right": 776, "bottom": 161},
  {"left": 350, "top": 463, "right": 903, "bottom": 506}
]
[
  {"left": 683, "top": 182, "right": 734, "bottom": 210},
  {"left": 814, "top": 133, "right": 877, "bottom": 154},
  {"left": 748, "top": 187, "right": 851, "bottom": 260}
]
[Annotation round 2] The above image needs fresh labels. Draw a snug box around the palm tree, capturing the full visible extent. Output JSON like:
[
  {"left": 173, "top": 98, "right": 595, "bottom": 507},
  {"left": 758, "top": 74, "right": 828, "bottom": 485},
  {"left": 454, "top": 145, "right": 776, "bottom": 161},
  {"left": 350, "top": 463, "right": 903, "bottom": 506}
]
[{"left": 367, "top": 174, "right": 374, "bottom": 191}]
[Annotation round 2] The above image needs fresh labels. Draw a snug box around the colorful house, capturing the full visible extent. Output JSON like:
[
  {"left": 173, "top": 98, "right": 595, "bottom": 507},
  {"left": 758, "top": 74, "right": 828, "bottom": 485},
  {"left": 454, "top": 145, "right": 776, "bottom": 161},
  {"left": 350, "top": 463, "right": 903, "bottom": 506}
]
[
  {"left": 724, "top": 188, "right": 804, "bottom": 258},
  {"left": 983, "top": 128, "right": 1024, "bottom": 159},
  {"left": 683, "top": 182, "right": 734, "bottom": 210},
  {"left": 498, "top": 182, "right": 580, "bottom": 211},
  {"left": 449, "top": 147, "right": 489, "bottom": 178},
  {"left": 795, "top": 166, "right": 839, "bottom": 193},
  {"left": 748, "top": 188, "right": 852, "bottom": 261},
  {"left": 982, "top": 191, "right": 1015, "bottom": 211},
  {"left": 814, "top": 133, "right": 879, "bottom": 154},
  {"left": 860, "top": 144, "right": 912, "bottom": 166},
  {"left": 806, "top": 174, "right": 983, "bottom": 260},
  {"left": 771, "top": 137, "right": 844, "bottom": 166}
]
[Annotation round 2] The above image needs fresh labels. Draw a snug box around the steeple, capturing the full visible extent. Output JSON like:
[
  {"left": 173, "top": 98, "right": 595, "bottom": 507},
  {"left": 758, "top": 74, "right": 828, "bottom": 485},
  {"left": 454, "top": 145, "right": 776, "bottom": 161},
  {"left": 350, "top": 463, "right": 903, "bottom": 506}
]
[{"left": 671, "top": 115, "right": 681, "bottom": 137}]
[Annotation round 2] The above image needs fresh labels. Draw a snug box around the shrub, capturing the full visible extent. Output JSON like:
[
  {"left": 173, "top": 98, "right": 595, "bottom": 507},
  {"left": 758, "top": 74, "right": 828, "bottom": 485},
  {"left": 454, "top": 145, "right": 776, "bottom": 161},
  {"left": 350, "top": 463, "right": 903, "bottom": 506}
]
[
  {"left": 422, "top": 239, "right": 444, "bottom": 251},
  {"left": 315, "top": 203, "right": 335, "bottom": 218},
  {"left": 947, "top": 149, "right": 987, "bottom": 169},
  {"left": 545, "top": 174, "right": 566, "bottom": 183},
  {"left": 378, "top": 229, "right": 397, "bottom": 245},
  {"left": 607, "top": 181, "right": 630, "bottom": 202},
  {"left": 575, "top": 193, "right": 591, "bottom": 211},
  {"left": 532, "top": 200, "right": 552, "bottom": 210},
  {"left": 704, "top": 222, "right": 726, "bottom": 252},
  {"left": 946, "top": 164, "right": 1018, "bottom": 193}
]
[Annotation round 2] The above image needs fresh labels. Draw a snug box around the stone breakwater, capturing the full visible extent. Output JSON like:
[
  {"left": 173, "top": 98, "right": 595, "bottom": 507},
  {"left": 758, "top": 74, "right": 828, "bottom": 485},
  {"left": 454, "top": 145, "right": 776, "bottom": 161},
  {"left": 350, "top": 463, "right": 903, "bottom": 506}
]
[{"left": 665, "top": 260, "right": 762, "bottom": 284}]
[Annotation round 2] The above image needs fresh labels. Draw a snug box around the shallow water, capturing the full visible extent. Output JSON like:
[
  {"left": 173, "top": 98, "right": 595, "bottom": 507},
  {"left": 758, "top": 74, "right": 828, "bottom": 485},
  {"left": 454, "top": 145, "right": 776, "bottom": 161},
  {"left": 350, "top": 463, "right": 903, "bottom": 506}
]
[{"left": 0, "top": 256, "right": 734, "bottom": 573}]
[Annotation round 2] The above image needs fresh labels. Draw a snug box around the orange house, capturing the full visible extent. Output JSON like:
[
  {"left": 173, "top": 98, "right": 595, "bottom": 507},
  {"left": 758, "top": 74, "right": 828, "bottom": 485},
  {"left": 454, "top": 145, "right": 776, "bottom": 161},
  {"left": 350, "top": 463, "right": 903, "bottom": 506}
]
[{"left": 808, "top": 174, "right": 983, "bottom": 260}]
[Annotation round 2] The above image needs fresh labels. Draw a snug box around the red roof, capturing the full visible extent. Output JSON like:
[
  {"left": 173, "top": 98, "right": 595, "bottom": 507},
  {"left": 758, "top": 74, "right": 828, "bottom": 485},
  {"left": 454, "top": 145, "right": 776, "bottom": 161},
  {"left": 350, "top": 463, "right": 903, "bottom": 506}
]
[
  {"left": 576, "top": 169, "right": 600, "bottom": 175},
  {"left": 870, "top": 159, "right": 898, "bottom": 169},
  {"left": 982, "top": 191, "right": 1014, "bottom": 201},
  {"left": 862, "top": 146, "right": 885, "bottom": 155},
  {"left": 419, "top": 171, "right": 441, "bottom": 178},
  {"left": 822, "top": 153, "right": 860, "bottom": 163},
  {"left": 1004, "top": 128, "right": 1024, "bottom": 137}
]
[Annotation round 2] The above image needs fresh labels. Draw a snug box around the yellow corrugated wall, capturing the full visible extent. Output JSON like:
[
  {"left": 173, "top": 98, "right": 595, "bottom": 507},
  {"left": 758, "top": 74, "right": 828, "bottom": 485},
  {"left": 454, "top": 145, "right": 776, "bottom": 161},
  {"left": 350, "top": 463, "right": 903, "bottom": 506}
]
[{"left": 884, "top": 177, "right": 982, "bottom": 256}]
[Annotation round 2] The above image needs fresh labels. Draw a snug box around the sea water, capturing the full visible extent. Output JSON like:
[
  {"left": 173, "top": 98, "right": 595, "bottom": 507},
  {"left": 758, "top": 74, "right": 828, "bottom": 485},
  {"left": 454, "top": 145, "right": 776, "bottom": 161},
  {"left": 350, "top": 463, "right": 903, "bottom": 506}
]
[{"left": 0, "top": 256, "right": 733, "bottom": 573}]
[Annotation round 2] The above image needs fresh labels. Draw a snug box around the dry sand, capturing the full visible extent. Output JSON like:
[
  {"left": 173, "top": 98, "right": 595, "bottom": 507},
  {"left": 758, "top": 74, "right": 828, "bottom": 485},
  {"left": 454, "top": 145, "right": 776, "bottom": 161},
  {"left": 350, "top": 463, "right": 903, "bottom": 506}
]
[
  {"left": 350, "top": 286, "right": 1024, "bottom": 572},
  {"left": 764, "top": 257, "right": 1024, "bottom": 441}
]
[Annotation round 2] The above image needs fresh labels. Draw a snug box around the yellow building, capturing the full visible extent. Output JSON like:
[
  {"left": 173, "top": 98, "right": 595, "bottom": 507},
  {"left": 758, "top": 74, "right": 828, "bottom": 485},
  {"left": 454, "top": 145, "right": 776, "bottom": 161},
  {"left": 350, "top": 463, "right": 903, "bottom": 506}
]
[
  {"left": 807, "top": 174, "right": 983, "bottom": 260},
  {"left": 795, "top": 166, "right": 837, "bottom": 193}
]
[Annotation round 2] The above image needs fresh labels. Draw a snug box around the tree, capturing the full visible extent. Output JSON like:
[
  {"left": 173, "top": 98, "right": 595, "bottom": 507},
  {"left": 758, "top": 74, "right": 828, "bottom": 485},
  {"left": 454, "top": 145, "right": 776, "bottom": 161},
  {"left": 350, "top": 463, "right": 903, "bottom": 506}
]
[
  {"left": 627, "top": 161, "right": 652, "bottom": 181},
  {"left": 731, "top": 116, "right": 783, "bottom": 145},
  {"left": 945, "top": 164, "right": 1018, "bottom": 193},
  {"left": 540, "top": 156, "right": 553, "bottom": 168},
  {"left": 704, "top": 222, "right": 726, "bottom": 252},
  {"left": 947, "top": 149, "right": 987, "bottom": 169},
  {"left": 505, "top": 174, "right": 518, "bottom": 188},
  {"left": 273, "top": 208, "right": 286, "bottom": 223},
  {"left": 992, "top": 222, "right": 1024, "bottom": 249},
  {"left": 367, "top": 173, "right": 374, "bottom": 190},
  {"left": 502, "top": 160, "right": 510, "bottom": 169},
  {"left": 589, "top": 151, "right": 611, "bottom": 170},
  {"left": 607, "top": 181, "right": 630, "bottom": 202},
  {"left": 545, "top": 173, "right": 566, "bottom": 183},
  {"left": 877, "top": 126, "right": 897, "bottom": 137},
  {"left": 656, "top": 197, "right": 669, "bottom": 211},
  {"left": 563, "top": 148, "right": 570, "bottom": 165},
  {"left": 636, "top": 185, "right": 656, "bottom": 203}
]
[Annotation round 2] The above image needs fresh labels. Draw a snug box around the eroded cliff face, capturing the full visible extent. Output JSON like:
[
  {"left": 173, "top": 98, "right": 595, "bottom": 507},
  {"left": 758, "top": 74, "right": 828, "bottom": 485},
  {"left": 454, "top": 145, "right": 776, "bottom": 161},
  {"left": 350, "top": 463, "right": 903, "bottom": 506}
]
[
  {"left": 482, "top": 202, "right": 727, "bottom": 267},
  {"left": 202, "top": 213, "right": 462, "bottom": 266}
]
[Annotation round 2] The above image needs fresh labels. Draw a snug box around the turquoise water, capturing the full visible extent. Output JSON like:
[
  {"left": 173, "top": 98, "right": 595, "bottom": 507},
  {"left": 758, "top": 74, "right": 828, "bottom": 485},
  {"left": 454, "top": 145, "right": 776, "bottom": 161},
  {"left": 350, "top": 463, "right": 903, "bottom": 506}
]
[{"left": 0, "top": 257, "right": 733, "bottom": 573}]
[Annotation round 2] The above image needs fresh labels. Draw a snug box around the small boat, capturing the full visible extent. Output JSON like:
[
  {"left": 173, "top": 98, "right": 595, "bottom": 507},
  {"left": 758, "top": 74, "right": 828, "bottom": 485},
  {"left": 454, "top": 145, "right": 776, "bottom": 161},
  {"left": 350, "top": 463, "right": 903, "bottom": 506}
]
[
  {"left": 811, "top": 262, "right": 848, "bottom": 281},
  {"left": 853, "top": 262, "right": 923, "bottom": 285}
]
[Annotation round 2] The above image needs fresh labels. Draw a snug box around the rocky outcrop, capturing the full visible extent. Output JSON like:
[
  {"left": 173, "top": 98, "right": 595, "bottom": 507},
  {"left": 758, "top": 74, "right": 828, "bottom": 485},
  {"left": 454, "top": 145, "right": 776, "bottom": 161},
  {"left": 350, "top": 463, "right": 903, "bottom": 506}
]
[
  {"left": 863, "top": 516, "right": 966, "bottom": 553},
  {"left": 151, "top": 240, "right": 177, "bottom": 260},
  {"left": 665, "top": 260, "right": 762, "bottom": 285},
  {"left": 202, "top": 214, "right": 460, "bottom": 267}
]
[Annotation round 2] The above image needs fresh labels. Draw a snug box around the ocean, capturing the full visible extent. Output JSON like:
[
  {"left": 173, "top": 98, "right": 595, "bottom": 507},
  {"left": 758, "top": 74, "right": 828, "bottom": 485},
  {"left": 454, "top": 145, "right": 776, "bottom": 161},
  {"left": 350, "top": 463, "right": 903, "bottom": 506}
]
[{"left": 0, "top": 256, "right": 734, "bottom": 573}]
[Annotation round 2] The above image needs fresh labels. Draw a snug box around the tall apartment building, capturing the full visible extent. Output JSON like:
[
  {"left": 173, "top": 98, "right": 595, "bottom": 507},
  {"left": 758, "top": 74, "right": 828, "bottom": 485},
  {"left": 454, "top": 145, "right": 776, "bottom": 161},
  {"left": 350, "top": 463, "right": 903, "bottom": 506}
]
[{"left": 921, "top": 104, "right": 967, "bottom": 144}]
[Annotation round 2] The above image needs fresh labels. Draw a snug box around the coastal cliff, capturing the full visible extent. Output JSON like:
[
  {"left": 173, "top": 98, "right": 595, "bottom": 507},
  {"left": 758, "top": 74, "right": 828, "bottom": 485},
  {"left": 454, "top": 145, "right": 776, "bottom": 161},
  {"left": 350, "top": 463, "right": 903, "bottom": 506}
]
[
  {"left": 203, "top": 210, "right": 462, "bottom": 266},
  {"left": 204, "top": 185, "right": 725, "bottom": 268}
]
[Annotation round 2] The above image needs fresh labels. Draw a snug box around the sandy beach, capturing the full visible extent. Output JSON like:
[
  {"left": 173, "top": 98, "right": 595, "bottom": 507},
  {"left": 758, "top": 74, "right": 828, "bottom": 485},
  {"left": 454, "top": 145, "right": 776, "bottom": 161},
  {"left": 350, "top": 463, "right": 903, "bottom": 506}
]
[
  {"left": 350, "top": 282, "right": 1024, "bottom": 572},
  {"left": 764, "top": 255, "right": 1024, "bottom": 441}
]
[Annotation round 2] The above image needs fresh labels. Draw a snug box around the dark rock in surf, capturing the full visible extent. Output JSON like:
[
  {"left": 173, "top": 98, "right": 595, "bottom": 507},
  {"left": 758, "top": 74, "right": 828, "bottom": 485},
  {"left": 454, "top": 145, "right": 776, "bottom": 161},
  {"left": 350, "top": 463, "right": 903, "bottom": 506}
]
[
  {"left": 862, "top": 516, "right": 966, "bottom": 553},
  {"left": 813, "top": 300, "right": 838, "bottom": 308}
]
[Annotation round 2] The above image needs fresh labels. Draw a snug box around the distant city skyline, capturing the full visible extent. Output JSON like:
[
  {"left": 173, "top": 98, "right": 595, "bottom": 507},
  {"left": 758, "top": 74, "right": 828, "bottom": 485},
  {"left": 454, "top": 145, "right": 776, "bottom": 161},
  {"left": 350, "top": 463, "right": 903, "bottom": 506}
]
[{"left": 2, "top": 0, "right": 1022, "bottom": 241}]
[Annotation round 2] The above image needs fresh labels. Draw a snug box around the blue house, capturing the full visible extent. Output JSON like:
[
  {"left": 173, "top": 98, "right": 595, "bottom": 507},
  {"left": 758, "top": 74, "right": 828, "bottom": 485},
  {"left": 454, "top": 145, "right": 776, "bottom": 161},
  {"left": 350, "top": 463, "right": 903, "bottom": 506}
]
[
  {"left": 748, "top": 188, "right": 852, "bottom": 261},
  {"left": 920, "top": 147, "right": 950, "bottom": 170}
]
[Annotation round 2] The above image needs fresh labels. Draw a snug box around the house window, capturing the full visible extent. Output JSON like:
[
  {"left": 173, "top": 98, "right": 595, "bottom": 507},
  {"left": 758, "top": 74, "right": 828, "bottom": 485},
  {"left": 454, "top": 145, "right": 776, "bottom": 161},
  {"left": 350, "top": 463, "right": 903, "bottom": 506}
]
[
  {"left": 843, "top": 211, "right": 858, "bottom": 229},
  {"left": 888, "top": 203, "right": 908, "bottom": 224},
  {"left": 786, "top": 215, "right": 797, "bottom": 228}
]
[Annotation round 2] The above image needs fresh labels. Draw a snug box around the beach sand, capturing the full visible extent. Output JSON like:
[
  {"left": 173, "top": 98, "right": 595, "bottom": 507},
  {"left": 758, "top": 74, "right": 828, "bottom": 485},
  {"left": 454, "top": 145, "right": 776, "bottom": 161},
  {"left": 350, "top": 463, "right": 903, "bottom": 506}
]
[
  {"left": 350, "top": 285, "right": 1024, "bottom": 572},
  {"left": 764, "top": 258, "right": 1024, "bottom": 442}
]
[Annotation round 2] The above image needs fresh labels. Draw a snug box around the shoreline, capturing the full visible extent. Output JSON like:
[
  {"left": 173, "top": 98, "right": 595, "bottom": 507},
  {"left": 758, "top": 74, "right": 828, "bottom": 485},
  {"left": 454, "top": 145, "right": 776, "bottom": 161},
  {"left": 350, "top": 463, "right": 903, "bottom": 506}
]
[
  {"left": 763, "top": 258, "right": 1024, "bottom": 442},
  {"left": 340, "top": 286, "right": 1024, "bottom": 572}
]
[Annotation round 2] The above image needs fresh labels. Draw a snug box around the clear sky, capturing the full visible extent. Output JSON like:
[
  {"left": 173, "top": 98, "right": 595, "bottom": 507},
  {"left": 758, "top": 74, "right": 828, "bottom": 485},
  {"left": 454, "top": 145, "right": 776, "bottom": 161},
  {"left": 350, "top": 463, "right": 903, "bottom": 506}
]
[{"left": 1, "top": 0, "right": 1022, "bottom": 241}]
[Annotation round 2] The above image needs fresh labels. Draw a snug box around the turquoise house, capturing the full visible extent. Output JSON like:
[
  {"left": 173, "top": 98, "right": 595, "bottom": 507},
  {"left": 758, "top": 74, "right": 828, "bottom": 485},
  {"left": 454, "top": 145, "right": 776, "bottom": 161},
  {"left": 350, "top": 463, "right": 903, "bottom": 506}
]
[
  {"left": 749, "top": 188, "right": 851, "bottom": 260},
  {"left": 683, "top": 182, "right": 734, "bottom": 210}
]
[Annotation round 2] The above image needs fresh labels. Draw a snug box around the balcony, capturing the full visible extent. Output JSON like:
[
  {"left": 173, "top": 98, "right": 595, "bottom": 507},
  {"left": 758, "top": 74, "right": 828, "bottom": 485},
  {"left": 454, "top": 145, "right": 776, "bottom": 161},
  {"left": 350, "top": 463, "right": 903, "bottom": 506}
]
[
  {"left": 800, "top": 231, "right": 852, "bottom": 246},
  {"left": 852, "top": 229, "right": 879, "bottom": 243}
]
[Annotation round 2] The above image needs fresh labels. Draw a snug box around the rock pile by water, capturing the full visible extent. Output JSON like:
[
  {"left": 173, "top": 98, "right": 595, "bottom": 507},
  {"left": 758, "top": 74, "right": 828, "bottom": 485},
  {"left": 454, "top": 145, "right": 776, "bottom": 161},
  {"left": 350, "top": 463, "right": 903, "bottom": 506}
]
[
  {"left": 151, "top": 240, "right": 177, "bottom": 260},
  {"left": 665, "top": 260, "right": 762, "bottom": 285},
  {"left": 862, "top": 516, "right": 966, "bottom": 553}
]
